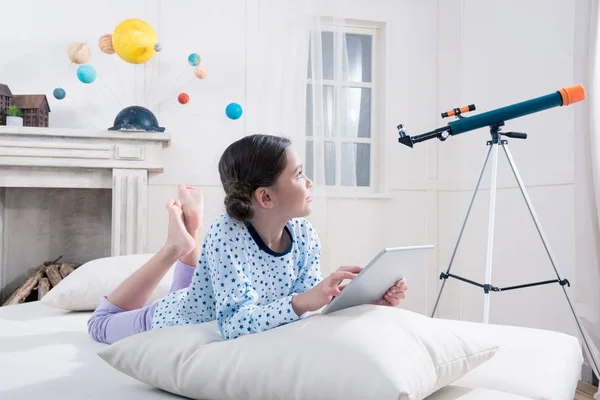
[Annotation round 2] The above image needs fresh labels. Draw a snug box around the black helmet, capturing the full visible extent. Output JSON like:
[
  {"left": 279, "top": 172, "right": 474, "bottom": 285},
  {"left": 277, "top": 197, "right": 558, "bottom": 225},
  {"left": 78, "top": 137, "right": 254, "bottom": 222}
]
[{"left": 108, "top": 106, "right": 165, "bottom": 132}]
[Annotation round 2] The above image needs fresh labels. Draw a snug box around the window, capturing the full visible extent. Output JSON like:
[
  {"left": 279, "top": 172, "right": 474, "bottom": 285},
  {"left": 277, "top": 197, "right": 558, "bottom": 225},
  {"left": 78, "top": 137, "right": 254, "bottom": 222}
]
[{"left": 305, "top": 21, "right": 382, "bottom": 195}]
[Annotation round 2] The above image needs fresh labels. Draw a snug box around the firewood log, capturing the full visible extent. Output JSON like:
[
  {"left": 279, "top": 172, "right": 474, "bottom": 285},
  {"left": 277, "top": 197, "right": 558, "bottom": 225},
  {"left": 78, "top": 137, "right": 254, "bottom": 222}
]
[
  {"left": 59, "top": 263, "right": 77, "bottom": 279},
  {"left": 44, "top": 256, "right": 63, "bottom": 266},
  {"left": 2, "top": 265, "right": 45, "bottom": 306},
  {"left": 37, "top": 278, "right": 50, "bottom": 300},
  {"left": 45, "top": 264, "right": 63, "bottom": 288}
]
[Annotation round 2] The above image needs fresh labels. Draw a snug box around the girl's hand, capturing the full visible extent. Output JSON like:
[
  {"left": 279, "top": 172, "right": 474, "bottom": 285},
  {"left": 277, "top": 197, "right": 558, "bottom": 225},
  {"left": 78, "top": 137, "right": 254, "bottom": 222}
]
[
  {"left": 292, "top": 266, "right": 362, "bottom": 315},
  {"left": 373, "top": 278, "right": 408, "bottom": 307}
]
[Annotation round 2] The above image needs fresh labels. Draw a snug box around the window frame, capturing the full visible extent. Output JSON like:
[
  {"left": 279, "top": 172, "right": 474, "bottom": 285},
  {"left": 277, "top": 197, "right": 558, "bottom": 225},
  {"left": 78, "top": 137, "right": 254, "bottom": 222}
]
[{"left": 305, "top": 20, "right": 385, "bottom": 197}]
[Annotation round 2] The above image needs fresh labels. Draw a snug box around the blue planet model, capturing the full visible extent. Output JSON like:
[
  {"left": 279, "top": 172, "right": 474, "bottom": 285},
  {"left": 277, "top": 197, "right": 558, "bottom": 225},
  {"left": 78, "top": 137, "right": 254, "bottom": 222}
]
[
  {"left": 226, "top": 102, "right": 243, "bottom": 120},
  {"left": 77, "top": 64, "right": 96, "bottom": 84},
  {"left": 53, "top": 88, "right": 66, "bottom": 100},
  {"left": 188, "top": 53, "right": 201, "bottom": 66}
]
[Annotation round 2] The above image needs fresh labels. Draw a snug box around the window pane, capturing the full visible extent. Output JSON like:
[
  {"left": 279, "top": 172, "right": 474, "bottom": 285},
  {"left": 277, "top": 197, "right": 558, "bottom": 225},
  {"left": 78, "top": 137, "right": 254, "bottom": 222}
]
[
  {"left": 342, "top": 143, "right": 370, "bottom": 187},
  {"left": 305, "top": 140, "right": 336, "bottom": 186},
  {"left": 305, "top": 140, "right": 314, "bottom": 182},
  {"left": 306, "top": 84, "right": 334, "bottom": 137},
  {"left": 343, "top": 34, "right": 372, "bottom": 82},
  {"left": 341, "top": 87, "right": 371, "bottom": 138},
  {"left": 308, "top": 31, "right": 334, "bottom": 80},
  {"left": 325, "top": 141, "right": 336, "bottom": 186}
]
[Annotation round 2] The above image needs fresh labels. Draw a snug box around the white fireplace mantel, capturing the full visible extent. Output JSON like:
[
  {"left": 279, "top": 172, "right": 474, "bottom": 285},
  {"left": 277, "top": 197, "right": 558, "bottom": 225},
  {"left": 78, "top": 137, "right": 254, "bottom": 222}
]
[{"left": 0, "top": 125, "right": 171, "bottom": 257}]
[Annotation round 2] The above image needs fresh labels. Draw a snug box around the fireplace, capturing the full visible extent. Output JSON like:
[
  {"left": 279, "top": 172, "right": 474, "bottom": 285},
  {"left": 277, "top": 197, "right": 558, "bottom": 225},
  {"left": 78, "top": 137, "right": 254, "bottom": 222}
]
[{"left": 0, "top": 125, "right": 170, "bottom": 302}]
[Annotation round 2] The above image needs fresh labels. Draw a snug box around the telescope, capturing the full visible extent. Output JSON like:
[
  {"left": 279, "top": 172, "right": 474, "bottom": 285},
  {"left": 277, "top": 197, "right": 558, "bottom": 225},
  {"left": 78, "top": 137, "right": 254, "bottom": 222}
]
[
  {"left": 417, "top": 83, "right": 600, "bottom": 379},
  {"left": 397, "top": 84, "right": 586, "bottom": 147}
]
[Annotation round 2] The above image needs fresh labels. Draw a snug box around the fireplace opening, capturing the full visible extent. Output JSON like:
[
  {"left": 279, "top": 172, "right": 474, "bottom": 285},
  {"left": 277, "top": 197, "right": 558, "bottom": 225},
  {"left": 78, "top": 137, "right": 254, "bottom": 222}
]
[{"left": 0, "top": 187, "right": 112, "bottom": 304}]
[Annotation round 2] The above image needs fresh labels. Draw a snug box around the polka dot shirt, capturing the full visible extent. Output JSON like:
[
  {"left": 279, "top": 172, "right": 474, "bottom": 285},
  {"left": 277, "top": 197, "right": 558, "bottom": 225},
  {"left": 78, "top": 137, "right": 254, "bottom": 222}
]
[{"left": 151, "top": 213, "right": 323, "bottom": 340}]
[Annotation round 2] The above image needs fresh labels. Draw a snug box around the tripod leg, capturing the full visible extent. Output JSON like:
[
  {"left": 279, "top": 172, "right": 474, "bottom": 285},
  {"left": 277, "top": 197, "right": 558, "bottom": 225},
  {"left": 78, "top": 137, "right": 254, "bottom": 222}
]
[
  {"left": 483, "top": 143, "right": 500, "bottom": 324},
  {"left": 431, "top": 144, "right": 493, "bottom": 318},
  {"left": 501, "top": 142, "right": 600, "bottom": 379}
]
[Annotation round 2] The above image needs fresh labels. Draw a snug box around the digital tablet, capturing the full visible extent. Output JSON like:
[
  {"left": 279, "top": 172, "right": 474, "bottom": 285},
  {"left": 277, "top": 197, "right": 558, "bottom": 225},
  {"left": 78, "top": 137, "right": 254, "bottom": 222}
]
[{"left": 321, "top": 245, "right": 434, "bottom": 315}]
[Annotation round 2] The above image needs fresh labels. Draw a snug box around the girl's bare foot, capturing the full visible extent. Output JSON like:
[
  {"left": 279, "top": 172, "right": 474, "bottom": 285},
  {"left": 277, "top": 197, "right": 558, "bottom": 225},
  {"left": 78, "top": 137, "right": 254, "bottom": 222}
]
[
  {"left": 177, "top": 184, "right": 204, "bottom": 236},
  {"left": 165, "top": 199, "right": 195, "bottom": 258}
]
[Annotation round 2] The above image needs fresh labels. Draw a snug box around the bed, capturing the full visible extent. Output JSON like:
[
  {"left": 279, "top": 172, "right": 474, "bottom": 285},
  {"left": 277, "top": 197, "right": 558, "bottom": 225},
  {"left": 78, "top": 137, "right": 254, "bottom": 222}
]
[{"left": 0, "top": 300, "right": 584, "bottom": 400}]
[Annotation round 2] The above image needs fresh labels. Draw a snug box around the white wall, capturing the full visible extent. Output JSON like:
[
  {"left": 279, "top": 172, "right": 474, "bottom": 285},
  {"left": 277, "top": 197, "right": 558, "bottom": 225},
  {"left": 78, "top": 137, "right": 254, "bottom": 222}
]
[{"left": 0, "top": 0, "right": 590, "bottom": 336}]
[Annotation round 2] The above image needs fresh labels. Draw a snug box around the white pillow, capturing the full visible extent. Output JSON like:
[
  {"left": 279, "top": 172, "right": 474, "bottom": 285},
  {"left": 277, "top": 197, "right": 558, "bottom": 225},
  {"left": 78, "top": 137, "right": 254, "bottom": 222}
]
[
  {"left": 41, "top": 254, "right": 174, "bottom": 311},
  {"left": 98, "top": 305, "right": 498, "bottom": 400}
]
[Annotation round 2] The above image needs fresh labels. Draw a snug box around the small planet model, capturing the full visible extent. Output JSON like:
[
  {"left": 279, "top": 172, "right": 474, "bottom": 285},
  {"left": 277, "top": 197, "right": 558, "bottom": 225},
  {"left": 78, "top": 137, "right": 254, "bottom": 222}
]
[
  {"left": 226, "top": 103, "right": 243, "bottom": 120},
  {"left": 67, "top": 42, "right": 90, "bottom": 64},
  {"left": 194, "top": 65, "right": 208, "bottom": 79},
  {"left": 154, "top": 43, "right": 162, "bottom": 52},
  {"left": 98, "top": 33, "right": 115, "bottom": 55},
  {"left": 188, "top": 53, "right": 201, "bottom": 66},
  {"left": 178, "top": 93, "right": 190, "bottom": 104},
  {"left": 77, "top": 64, "right": 97, "bottom": 84},
  {"left": 53, "top": 88, "right": 66, "bottom": 100},
  {"left": 112, "top": 18, "right": 157, "bottom": 64}
]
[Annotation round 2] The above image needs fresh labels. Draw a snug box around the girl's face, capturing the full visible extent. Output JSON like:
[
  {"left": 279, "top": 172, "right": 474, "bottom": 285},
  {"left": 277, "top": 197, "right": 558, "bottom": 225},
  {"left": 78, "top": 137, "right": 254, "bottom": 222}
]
[{"left": 270, "top": 146, "right": 313, "bottom": 219}]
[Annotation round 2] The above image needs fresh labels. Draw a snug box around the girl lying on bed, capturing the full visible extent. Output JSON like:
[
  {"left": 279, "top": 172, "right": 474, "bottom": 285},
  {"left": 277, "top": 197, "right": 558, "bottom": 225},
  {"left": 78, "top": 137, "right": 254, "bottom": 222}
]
[{"left": 88, "top": 134, "right": 408, "bottom": 344}]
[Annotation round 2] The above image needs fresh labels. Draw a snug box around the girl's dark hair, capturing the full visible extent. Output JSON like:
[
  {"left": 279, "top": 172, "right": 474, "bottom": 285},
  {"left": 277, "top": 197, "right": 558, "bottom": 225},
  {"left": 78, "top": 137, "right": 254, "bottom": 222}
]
[{"left": 219, "top": 134, "right": 291, "bottom": 221}]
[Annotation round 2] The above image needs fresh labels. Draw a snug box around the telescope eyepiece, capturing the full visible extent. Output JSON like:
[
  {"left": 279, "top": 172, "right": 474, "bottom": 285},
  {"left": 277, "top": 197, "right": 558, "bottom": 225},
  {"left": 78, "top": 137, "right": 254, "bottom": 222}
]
[{"left": 397, "top": 124, "right": 407, "bottom": 137}]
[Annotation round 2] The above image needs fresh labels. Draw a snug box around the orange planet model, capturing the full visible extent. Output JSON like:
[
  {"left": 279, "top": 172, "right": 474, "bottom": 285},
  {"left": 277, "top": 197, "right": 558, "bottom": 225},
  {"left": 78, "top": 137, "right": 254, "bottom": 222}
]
[
  {"left": 178, "top": 93, "right": 190, "bottom": 104},
  {"left": 99, "top": 34, "right": 115, "bottom": 55}
]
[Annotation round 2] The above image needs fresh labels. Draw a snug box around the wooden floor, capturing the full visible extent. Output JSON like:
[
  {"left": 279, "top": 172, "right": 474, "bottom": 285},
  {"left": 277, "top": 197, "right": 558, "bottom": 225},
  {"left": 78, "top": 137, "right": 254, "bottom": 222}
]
[{"left": 576, "top": 381, "right": 598, "bottom": 400}]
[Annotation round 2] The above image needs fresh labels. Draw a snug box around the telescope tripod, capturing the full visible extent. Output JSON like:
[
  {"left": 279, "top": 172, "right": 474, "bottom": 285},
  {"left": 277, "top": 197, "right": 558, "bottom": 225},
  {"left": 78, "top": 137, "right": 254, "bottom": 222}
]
[{"left": 430, "top": 122, "right": 599, "bottom": 377}]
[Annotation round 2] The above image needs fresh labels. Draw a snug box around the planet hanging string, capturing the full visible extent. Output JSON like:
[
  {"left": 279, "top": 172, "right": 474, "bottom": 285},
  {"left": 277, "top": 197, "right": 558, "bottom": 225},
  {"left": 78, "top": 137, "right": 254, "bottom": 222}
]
[
  {"left": 150, "top": 53, "right": 207, "bottom": 112},
  {"left": 111, "top": 56, "right": 127, "bottom": 108},
  {"left": 97, "top": 80, "right": 122, "bottom": 112},
  {"left": 95, "top": 70, "right": 123, "bottom": 109},
  {"left": 157, "top": 97, "right": 180, "bottom": 114},
  {"left": 145, "top": 57, "right": 159, "bottom": 107},
  {"left": 143, "top": 63, "right": 146, "bottom": 107},
  {"left": 152, "top": 76, "right": 195, "bottom": 112},
  {"left": 150, "top": 67, "right": 190, "bottom": 111}
]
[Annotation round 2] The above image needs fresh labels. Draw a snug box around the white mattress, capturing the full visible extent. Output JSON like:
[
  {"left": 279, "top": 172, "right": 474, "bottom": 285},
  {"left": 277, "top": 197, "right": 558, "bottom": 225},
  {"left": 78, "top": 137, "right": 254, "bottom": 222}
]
[
  {"left": 0, "top": 301, "right": 583, "bottom": 400},
  {"left": 426, "top": 386, "right": 534, "bottom": 399},
  {"left": 438, "top": 317, "right": 583, "bottom": 400},
  {"left": 0, "top": 302, "right": 174, "bottom": 400}
]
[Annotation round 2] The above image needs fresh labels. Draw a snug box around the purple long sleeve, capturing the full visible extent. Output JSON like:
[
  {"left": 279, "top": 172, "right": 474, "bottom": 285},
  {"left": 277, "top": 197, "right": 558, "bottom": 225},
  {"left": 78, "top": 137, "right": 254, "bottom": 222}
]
[{"left": 168, "top": 259, "right": 196, "bottom": 293}]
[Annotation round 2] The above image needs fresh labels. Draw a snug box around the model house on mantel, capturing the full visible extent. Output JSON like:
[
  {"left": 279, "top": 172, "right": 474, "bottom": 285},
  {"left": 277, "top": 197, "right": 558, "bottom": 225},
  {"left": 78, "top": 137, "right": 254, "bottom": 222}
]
[{"left": 0, "top": 83, "right": 50, "bottom": 127}]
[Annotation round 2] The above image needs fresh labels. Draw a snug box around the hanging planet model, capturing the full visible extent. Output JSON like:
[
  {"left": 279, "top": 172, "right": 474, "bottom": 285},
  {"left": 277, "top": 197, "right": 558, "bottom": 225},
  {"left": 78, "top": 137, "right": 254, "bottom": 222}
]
[
  {"left": 112, "top": 18, "right": 157, "bottom": 64},
  {"left": 98, "top": 33, "right": 115, "bottom": 55},
  {"left": 77, "top": 64, "right": 97, "bottom": 84},
  {"left": 178, "top": 93, "right": 190, "bottom": 104},
  {"left": 194, "top": 65, "right": 208, "bottom": 79},
  {"left": 53, "top": 88, "right": 66, "bottom": 100},
  {"left": 67, "top": 42, "right": 90, "bottom": 64},
  {"left": 225, "top": 103, "right": 243, "bottom": 120},
  {"left": 188, "top": 53, "right": 201, "bottom": 66}
]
